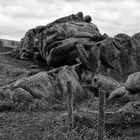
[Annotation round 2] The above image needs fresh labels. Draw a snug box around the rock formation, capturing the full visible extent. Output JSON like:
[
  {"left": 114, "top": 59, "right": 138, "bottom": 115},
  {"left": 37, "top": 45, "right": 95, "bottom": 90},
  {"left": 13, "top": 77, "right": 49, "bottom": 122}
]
[
  {"left": 98, "top": 33, "right": 140, "bottom": 80},
  {"left": 108, "top": 72, "right": 140, "bottom": 103},
  {"left": 13, "top": 12, "right": 103, "bottom": 67},
  {"left": 11, "top": 65, "right": 92, "bottom": 104},
  {"left": 125, "top": 72, "right": 140, "bottom": 93},
  {"left": 108, "top": 86, "right": 128, "bottom": 102},
  {"left": 91, "top": 74, "right": 121, "bottom": 97},
  {"left": 10, "top": 12, "right": 140, "bottom": 82},
  {"left": 3, "top": 12, "right": 140, "bottom": 107}
]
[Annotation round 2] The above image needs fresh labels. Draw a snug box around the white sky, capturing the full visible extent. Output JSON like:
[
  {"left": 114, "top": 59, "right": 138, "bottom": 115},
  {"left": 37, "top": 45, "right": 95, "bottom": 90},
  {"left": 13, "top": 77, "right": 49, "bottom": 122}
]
[{"left": 0, "top": 0, "right": 140, "bottom": 41}]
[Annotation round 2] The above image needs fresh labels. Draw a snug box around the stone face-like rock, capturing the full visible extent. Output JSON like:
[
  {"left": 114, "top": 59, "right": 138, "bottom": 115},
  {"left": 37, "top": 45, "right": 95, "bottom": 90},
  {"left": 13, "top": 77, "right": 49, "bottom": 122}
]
[
  {"left": 125, "top": 72, "right": 140, "bottom": 93},
  {"left": 91, "top": 74, "right": 120, "bottom": 97},
  {"left": 12, "top": 65, "right": 87, "bottom": 104}
]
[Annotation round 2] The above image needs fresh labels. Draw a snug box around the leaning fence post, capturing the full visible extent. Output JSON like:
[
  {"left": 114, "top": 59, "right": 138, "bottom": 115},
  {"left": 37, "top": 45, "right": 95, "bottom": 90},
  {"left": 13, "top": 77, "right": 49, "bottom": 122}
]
[
  {"left": 98, "top": 90, "right": 106, "bottom": 140},
  {"left": 67, "top": 81, "right": 73, "bottom": 130}
]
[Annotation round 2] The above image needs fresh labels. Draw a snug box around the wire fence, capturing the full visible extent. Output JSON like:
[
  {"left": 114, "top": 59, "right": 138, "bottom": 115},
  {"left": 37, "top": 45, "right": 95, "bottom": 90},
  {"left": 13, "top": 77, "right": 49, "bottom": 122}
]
[{"left": 67, "top": 81, "right": 106, "bottom": 140}]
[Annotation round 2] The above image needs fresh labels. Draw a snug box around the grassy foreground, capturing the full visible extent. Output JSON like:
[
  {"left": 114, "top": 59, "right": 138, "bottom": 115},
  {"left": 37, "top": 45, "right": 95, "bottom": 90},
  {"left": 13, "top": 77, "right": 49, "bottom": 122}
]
[{"left": 0, "top": 46, "right": 140, "bottom": 140}]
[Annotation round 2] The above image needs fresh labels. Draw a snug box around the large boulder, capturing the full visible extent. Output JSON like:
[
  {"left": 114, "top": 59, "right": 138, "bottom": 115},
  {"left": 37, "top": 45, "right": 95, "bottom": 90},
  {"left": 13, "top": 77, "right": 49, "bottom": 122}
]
[
  {"left": 12, "top": 65, "right": 88, "bottom": 104},
  {"left": 91, "top": 74, "right": 120, "bottom": 97},
  {"left": 125, "top": 72, "right": 140, "bottom": 93},
  {"left": 108, "top": 86, "right": 128, "bottom": 102},
  {"left": 108, "top": 72, "right": 140, "bottom": 103}
]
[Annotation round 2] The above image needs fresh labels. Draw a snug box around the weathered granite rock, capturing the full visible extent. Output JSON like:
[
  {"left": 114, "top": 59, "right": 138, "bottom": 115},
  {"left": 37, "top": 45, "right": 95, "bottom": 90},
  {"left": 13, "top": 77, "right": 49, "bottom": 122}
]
[
  {"left": 97, "top": 33, "right": 140, "bottom": 81},
  {"left": 99, "top": 37, "right": 120, "bottom": 70},
  {"left": 36, "top": 21, "right": 102, "bottom": 66},
  {"left": 46, "top": 38, "right": 91, "bottom": 67},
  {"left": 12, "top": 65, "right": 88, "bottom": 104},
  {"left": 73, "top": 33, "right": 140, "bottom": 81},
  {"left": 91, "top": 74, "right": 120, "bottom": 97},
  {"left": 10, "top": 11, "right": 140, "bottom": 83},
  {"left": 108, "top": 86, "right": 128, "bottom": 101},
  {"left": 75, "top": 42, "right": 100, "bottom": 73},
  {"left": 125, "top": 72, "right": 140, "bottom": 93},
  {"left": 108, "top": 71, "right": 140, "bottom": 103},
  {"left": 13, "top": 12, "right": 103, "bottom": 67}
]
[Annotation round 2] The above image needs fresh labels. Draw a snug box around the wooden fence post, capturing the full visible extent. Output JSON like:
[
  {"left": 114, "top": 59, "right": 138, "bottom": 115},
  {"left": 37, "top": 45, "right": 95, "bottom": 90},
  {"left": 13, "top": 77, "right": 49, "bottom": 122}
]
[
  {"left": 98, "top": 90, "right": 106, "bottom": 140},
  {"left": 67, "top": 81, "right": 73, "bottom": 130}
]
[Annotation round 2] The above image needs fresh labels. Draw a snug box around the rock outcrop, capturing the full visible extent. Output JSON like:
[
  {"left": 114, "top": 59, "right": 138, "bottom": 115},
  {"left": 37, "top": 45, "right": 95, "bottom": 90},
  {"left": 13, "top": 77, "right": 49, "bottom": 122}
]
[
  {"left": 6, "top": 12, "right": 140, "bottom": 105},
  {"left": 12, "top": 65, "right": 90, "bottom": 104},
  {"left": 98, "top": 33, "right": 140, "bottom": 81},
  {"left": 13, "top": 12, "right": 103, "bottom": 67},
  {"left": 10, "top": 11, "right": 140, "bottom": 82}
]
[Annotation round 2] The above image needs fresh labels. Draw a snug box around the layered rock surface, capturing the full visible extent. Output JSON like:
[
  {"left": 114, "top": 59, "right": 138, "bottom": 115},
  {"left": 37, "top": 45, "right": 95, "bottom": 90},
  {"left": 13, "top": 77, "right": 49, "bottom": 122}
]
[
  {"left": 2, "top": 12, "right": 140, "bottom": 107},
  {"left": 12, "top": 65, "right": 88, "bottom": 104},
  {"left": 13, "top": 12, "right": 103, "bottom": 67},
  {"left": 10, "top": 12, "right": 140, "bottom": 82},
  {"left": 99, "top": 33, "right": 140, "bottom": 81}
]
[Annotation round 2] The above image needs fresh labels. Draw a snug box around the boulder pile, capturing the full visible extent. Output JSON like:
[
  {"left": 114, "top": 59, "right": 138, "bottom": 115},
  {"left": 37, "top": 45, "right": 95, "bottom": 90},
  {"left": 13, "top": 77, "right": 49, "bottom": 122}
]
[
  {"left": 9, "top": 12, "right": 140, "bottom": 106},
  {"left": 12, "top": 12, "right": 140, "bottom": 82},
  {"left": 13, "top": 12, "right": 103, "bottom": 67}
]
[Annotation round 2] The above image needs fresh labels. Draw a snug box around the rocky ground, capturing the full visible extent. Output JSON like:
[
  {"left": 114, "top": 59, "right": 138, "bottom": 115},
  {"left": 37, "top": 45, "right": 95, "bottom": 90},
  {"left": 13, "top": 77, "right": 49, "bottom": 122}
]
[{"left": 0, "top": 41, "right": 140, "bottom": 139}]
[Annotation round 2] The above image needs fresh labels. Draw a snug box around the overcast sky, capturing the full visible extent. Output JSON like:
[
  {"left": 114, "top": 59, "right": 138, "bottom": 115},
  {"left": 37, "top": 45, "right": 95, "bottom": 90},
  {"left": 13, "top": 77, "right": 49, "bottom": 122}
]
[{"left": 0, "top": 0, "right": 140, "bottom": 41}]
